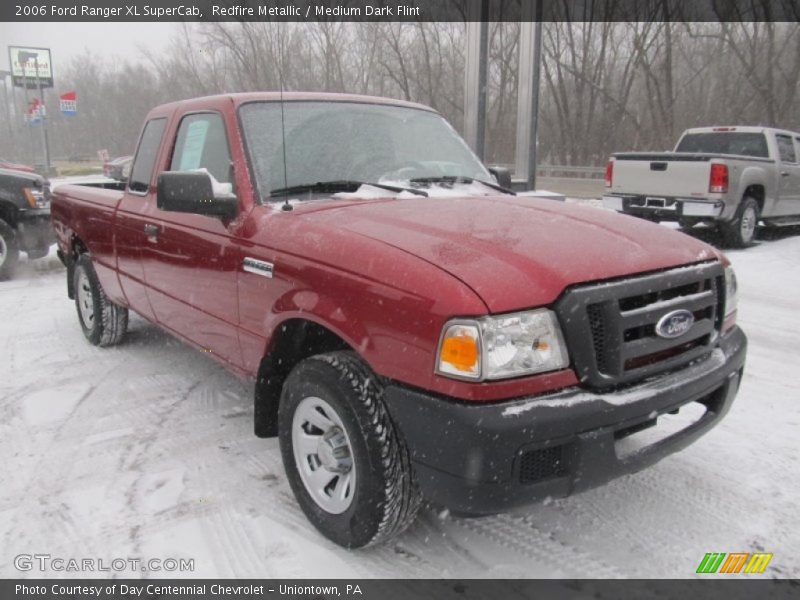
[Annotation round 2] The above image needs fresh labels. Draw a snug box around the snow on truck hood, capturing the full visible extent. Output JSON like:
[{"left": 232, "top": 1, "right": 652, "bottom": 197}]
[{"left": 299, "top": 195, "right": 720, "bottom": 313}]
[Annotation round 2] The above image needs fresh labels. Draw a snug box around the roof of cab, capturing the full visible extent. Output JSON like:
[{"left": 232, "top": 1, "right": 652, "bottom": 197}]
[{"left": 145, "top": 92, "right": 437, "bottom": 119}]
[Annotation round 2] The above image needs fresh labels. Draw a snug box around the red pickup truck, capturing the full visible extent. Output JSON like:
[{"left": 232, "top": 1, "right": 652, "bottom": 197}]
[{"left": 51, "top": 92, "right": 747, "bottom": 548}]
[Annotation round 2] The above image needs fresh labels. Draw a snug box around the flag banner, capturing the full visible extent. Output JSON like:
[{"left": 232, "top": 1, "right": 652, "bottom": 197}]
[
  {"left": 25, "top": 98, "right": 45, "bottom": 126},
  {"left": 60, "top": 91, "right": 77, "bottom": 116}
]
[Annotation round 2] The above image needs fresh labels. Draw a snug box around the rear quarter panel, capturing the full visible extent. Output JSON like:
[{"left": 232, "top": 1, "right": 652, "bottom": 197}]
[{"left": 52, "top": 184, "right": 126, "bottom": 304}]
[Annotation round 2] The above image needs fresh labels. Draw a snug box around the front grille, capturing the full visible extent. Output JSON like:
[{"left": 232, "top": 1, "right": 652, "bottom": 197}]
[
  {"left": 556, "top": 262, "right": 724, "bottom": 389},
  {"left": 519, "top": 445, "right": 567, "bottom": 484}
]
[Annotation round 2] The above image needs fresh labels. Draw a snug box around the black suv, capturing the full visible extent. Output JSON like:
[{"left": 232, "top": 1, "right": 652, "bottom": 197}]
[{"left": 0, "top": 168, "right": 53, "bottom": 280}]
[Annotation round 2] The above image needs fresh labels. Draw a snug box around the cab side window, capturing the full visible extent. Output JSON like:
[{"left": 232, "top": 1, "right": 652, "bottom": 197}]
[
  {"left": 776, "top": 134, "right": 797, "bottom": 164},
  {"left": 170, "top": 113, "right": 232, "bottom": 184},
  {"left": 128, "top": 118, "right": 167, "bottom": 193}
]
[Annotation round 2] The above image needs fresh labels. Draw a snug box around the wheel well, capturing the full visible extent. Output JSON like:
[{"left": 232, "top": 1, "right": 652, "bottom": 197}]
[
  {"left": 65, "top": 235, "right": 88, "bottom": 299},
  {"left": 0, "top": 200, "right": 18, "bottom": 228},
  {"left": 743, "top": 185, "right": 765, "bottom": 214},
  {"left": 254, "top": 319, "right": 353, "bottom": 438}
]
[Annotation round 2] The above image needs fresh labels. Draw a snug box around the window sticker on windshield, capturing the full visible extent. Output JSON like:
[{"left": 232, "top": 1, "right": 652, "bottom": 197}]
[{"left": 178, "top": 119, "right": 210, "bottom": 170}]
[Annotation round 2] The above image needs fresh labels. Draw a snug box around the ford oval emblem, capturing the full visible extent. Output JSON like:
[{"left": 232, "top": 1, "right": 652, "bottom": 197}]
[{"left": 655, "top": 309, "right": 695, "bottom": 339}]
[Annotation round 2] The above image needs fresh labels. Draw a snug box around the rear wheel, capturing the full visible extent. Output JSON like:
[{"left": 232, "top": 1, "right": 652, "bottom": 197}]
[
  {"left": 721, "top": 196, "right": 759, "bottom": 248},
  {"left": 278, "top": 351, "right": 421, "bottom": 548},
  {"left": 73, "top": 254, "right": 128, "bottom": 346},
  {"left": 0, "top": 219, "right": 19, "bottom": 281}
]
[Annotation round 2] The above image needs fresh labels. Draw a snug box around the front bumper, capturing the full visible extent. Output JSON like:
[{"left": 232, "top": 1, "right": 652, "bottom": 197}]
[
  {"left": 16, "top": 209, "right": 54, "bottom": 253},
  {"left": 384, "top": 327, "right": 746, "bottom": 515},
  {"left": 602, "top": 194, "right": 724, "bottom": 220}
]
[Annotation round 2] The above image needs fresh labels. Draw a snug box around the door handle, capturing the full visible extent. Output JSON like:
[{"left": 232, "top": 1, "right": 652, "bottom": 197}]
[
  {"left": 780, "top": 171, "right": 790, "bottom": 177},
  {"left": 144, "top": 223, "right": 159, "bottom": 239}
]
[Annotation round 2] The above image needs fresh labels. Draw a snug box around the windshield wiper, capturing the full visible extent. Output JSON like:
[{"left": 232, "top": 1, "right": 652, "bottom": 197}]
[
  {"left": 409, "top": 175, "right": 516, "bottom": 195},
  {"left": 269, "top": 180, "right": 428, "bottom": 198}
]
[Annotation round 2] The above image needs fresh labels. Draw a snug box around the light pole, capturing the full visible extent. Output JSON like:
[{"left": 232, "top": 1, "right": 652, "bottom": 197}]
[
  {"left": 515, "top": 1, "right": 543, "bottom": 190},
  {"left": 0, "top": 70, "right": 14, "bottom": 153}
]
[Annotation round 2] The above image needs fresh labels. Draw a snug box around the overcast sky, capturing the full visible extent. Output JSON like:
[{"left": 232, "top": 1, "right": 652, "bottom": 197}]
[{"left": 0, "top": 22, "right": 174, "bottom": 75}]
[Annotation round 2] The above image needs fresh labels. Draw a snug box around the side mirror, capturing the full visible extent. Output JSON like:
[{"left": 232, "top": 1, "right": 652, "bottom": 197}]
[
  {"left": 156, "top": 171, "right": 238, "bottom": 220},
  {"left": 488, "top": 166, "right": 512, "bottom": 190}
]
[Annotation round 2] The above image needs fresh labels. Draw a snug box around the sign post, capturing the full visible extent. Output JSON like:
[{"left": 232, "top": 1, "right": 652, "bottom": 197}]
[
  {"left": 0, "top": 70, "right": 14, "bottom": 150},
  {"left": 32, "top": 56, "right": 51, "bottom": 171},
  {"left": 8, "top": 46, "right": 53, "bottom": 172}
]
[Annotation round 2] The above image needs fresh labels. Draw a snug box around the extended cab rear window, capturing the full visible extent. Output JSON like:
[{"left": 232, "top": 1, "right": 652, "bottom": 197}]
[
  {"left": 675, "top": 132, "right": 769, "bottom": 158},
  {"left": 128, "top": 118, "right": 167, "bottom": 193}
]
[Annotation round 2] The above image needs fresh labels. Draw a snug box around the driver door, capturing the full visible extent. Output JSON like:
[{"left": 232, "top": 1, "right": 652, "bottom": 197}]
[{"left": 140, "top": 109, "right": 243, "bottom": 368}]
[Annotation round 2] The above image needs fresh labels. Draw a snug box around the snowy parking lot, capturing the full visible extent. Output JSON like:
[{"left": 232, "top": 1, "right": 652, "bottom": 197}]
[{"left": 1, "top": 224, "right": 798, "bottom": 579}]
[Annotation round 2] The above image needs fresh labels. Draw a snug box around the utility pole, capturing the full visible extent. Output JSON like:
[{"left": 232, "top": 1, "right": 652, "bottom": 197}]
[
  {"left": 0, "top": 70, "right": 14, "bottom": 152},
  {"left": 515, "top": 0, "right": 543, "bottom": 190},
  {"left": 463, "top": 0, "right": 488, "bottom": 160}
]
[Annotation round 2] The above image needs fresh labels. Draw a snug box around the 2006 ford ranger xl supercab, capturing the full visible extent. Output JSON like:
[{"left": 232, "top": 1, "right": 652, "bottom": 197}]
[
  {"left": 51, "top": 93, "right": 747, "bottom": 548},
  {"left": 603, "top": 126, "right": 800, "bottom": 248}
]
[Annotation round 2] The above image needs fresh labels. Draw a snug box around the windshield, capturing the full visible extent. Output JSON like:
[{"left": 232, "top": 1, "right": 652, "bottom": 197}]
[
  {"left": 675, "top": 132, "right": 769, "bottom": 158},
  {"left": 239, "top": 101, "right": 490, "bottom": 201}
]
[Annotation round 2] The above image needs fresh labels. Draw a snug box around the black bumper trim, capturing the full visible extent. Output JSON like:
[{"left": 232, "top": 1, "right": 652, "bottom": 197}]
[
  {"left": 383, "top": 327, "right": 746, "bottom": 515},
  {"left": 16, "top": 211, "right": 54, "bottom": 252}
]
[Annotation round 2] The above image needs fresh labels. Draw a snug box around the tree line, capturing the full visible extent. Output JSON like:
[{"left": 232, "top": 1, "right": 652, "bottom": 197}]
[{"left": 1, "top": 20, "right": 798, "bottom": 171}]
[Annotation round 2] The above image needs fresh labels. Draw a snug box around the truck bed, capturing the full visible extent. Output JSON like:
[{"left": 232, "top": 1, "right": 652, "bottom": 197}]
[{"left": 609, "top": 152, "right": 771, "bottom": 199}]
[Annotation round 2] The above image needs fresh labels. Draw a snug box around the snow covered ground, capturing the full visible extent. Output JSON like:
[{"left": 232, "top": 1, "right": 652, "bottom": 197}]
[{"left": 1, "top": 227, "right": 799, "bottom": 579}]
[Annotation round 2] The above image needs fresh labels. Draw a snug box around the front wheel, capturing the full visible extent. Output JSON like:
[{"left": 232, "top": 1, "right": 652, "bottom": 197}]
[
  {"left": 721, "top": 196, "right": 759, "bottom": 248},
  {"left": 73, "top": 254, "right": 129, "bottom": 346},
  {"left": 278, "top": 351, "right": 421, "bottom": 548},
  {"left": 0, "top": 219, "right": 20, "bottom": 281}
]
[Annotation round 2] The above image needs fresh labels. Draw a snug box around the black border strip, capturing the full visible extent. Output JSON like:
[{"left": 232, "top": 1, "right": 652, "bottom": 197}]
[
  {"left": 3, "top": 0, "right": 800, "bottom": 23},
  {"left": 2, "top": 579, "right": 799, "bottom": 600}
]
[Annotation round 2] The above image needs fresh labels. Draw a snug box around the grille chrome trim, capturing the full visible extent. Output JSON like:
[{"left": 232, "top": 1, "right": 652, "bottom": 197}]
[{"left": 556, "top": 262, "right": 724, "bottom": 389}]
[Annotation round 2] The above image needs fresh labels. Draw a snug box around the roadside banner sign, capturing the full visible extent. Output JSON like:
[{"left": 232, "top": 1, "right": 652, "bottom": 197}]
[
  {"left": 25, "top": 97, "right": 45, "bottom": 125},
  {"left": 8, "top": 46, "right": 54, "bottom": 89},
  {"left": 60, "top": 91, "right": 77, "bottom": 115}
]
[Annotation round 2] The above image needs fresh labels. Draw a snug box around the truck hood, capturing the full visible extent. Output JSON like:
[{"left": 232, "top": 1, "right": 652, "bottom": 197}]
[{"left": 299, "top": 196, "right": 720, "bottom": 313}]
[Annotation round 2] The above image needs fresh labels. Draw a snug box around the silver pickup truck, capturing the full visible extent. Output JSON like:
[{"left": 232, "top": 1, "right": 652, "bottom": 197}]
[{"left": 603, "top": 126, "right": 800, "bottom": 247}]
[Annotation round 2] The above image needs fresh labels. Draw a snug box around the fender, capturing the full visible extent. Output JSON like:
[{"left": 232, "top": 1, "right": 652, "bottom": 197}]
[
  {"left": 266, "top": 290, "right": 372, "bottom": 364},
  {"left": 737, "top": 165, "right": 771, "bottom": 212},
  {"left": 51, "top": 185, "right": 126, "bottom": 303}
]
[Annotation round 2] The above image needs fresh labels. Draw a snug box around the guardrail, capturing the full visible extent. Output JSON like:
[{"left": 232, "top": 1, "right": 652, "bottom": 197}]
[{"left": 492, "top": 164, "right": 606, "bottom": 179}]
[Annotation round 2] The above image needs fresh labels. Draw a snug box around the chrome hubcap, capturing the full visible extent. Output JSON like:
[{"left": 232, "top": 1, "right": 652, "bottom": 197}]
[
  {"left": 76, "top": 269, "right": 95, "bottom": 327},
  {"left": 740, "top": 206, "right": 756, "bottom": 242},
  {"left": 0, "top": 236, "right": 6, "bottom": 267},
  {"left": 292, "top": 396, "right": 356, "bottom": 514}
]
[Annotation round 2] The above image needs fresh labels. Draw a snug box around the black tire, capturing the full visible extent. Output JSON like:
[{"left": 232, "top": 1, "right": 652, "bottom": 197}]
[
  {"left": 278, "top": 351, "right": 421, "bottom": 548},
  {"left": 0, "top": 219, "right": 20, "bottom": 281},
  {"left": 73, "top": 253, "right": 128, "bottom": 346},
  {"left": 721, "top": 196, "right": 759, "bottom": 248}
]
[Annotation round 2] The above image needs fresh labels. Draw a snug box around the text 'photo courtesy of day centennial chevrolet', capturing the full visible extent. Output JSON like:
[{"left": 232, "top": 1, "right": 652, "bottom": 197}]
[{"left": 50, "top": 92, "right": 747, "bottom": 548}]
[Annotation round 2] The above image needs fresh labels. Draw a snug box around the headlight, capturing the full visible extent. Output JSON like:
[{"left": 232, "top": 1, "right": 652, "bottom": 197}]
[
  {"left": 436, "top": 309, "right": 569, "bottom": 381},
  {"left": 723, "top": 265, "right": 738, "bottom": 331},
  {"left": 23, "top": 187, "right": 49, "bottom": 209}
]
